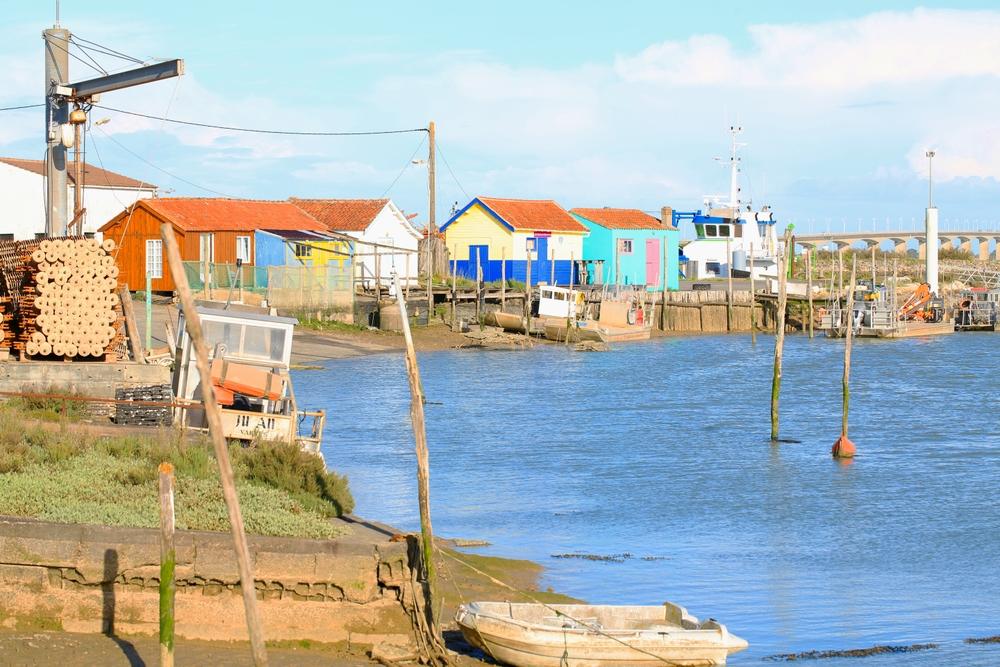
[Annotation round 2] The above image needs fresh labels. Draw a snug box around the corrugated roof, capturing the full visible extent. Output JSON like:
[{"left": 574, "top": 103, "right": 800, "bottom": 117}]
[
  {"left": 478, "top": 197, "right": 587, "bottom": 233},
  {"left": 135, "top": 198, "right": 328, "bottom": 232},
  {"left": 289, "top": 198, "right": 388, "bottom": 232},
  {"left": 570, "top": 208, "right": 667, "bottom": 230},
  {"left": 0, "top": 156, "right": 155, "bottom": 190}
]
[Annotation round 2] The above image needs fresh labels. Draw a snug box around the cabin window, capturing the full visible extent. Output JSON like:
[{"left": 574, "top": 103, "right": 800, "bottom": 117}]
[
  {"left": 0, "top": 234, "right": 13, "bottom": 241},
  {"left": 705, "top": 225, "right": 717, "bottom": 237},
  {"left": 718, "top": 224, "right": 730, "bottom": 237},
  {"left": 295, "top": 243, "right": 312, "bottom": 258},
  {"left": 145, "top": 239, "right": 163, "bottom": 279},
  {"left": 734, "top": 225, "right": 742, "bottom": 238},
  {"left": 620, "top": 239, "right": 634, "bottom": 254},
  {"left": 695, "top": 224, "right": 704, "bottom": 237},
  {"left": 236, "top": 236, "right": 251, "bottom": 263}
]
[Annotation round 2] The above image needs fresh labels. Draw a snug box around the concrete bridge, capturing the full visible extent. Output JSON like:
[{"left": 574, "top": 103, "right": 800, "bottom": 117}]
[{"left": 794, "top": 230, "right": 1000, "bottom": 261}]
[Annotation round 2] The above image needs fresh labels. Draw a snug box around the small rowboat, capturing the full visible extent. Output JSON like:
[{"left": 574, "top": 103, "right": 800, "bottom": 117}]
[
  {"left": 485, "top": 311, "right": 529, "bottom": 334},
  {"left": 456, "top": 601, "right": 748, "bottom": 667}
]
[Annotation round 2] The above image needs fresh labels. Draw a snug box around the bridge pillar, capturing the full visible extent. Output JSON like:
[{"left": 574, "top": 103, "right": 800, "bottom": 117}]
[
  {"left": 892, "top": 239, "right": 908, "bottom": 255},
  {"left": 959, "top": 237, "right": 972, "bottom": 254},
  {"left": 978, "top": 237, "right": 990, "bottom": 262},
  {"left": 918, "top": 240, "right": 926, "bottom": 260},
  {"left": 940, "top": 237, "right": 954, "bottom": 252},
  {"left": 835, "top": 241, "right": 850, "bottom": 256},
  {"left": 993, "top": 238, "right": 1000, "bottom": 262}
]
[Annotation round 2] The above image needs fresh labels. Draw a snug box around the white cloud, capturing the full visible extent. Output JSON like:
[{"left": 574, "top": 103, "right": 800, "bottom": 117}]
[{"left": 616, "top": 9, "right": 1000, "bottom": 90}]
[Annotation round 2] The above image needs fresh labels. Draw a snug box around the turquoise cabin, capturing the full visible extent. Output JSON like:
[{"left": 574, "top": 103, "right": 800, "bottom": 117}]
[{"left": 571, "top": 208, "right": 680, "bottom": 291}]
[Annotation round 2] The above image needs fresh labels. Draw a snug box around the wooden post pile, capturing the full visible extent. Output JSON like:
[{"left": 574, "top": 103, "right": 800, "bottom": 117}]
[{"left": 22, "top": 238, "right": 123, "bottom": 359}]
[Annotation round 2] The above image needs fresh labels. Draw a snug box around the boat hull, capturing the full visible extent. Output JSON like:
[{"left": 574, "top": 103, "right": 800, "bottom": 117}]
[
  {"left": 457, "top": 603, "right": 747, "bottom": 667},
  {"left": 544, "top": 321, "right": 652, "bottom": 344},
  {"left": 487, "top": 311, "right": 529, "bottom": 334}
]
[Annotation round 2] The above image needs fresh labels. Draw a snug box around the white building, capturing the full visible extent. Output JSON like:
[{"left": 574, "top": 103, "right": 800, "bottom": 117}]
[
  {"left": 0, "top": 157, "right": 156, "bottom": 240},
  {"left": 289, "top": 198, "right": 422, "bottom": 286}
]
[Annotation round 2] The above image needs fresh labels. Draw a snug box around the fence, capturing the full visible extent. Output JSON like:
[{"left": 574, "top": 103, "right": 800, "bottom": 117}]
[{"left": 182, "top": 262, "right": 354, "bottom": 311}]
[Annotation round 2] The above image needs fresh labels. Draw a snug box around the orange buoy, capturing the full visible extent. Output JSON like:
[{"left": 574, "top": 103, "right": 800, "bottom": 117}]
[{"left": 832, "top": 434, "right": 856, "bottom": 459}]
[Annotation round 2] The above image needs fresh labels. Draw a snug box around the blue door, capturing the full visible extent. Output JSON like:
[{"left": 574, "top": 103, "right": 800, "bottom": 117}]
[
  {"left": 535, "top": 237, "right": 549, "bottom": 285},
  {"left": 469, "top": 245, "right": 489, "bottom": 281}
]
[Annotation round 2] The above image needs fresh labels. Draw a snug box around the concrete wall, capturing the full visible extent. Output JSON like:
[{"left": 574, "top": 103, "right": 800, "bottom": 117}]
[
  {"left": 0, "top": 362, "right": 170, "bottom": 412},
  {"left": 0, "top": 516, "right": 417, "bottom": 648}
]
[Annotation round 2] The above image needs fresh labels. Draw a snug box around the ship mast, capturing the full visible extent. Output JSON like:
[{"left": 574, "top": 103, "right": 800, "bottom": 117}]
[{"left": 728, "top": 125, "right": 743, "bottom": 210}]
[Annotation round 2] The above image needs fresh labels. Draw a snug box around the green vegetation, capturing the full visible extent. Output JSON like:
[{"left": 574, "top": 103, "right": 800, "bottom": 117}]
[
  {"left": 0, "top": 406, "right": 353, "bottom": 539},
  {"left": 5, "top": 394, "right": 89, "bottom": 422},
  {"left": 295, "top": 317, "right": 368, "bottom": 334}
]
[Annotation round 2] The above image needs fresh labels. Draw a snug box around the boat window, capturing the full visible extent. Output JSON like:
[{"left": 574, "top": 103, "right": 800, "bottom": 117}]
[
  {"left": 705, "top": 225, "right": 717, "bottom": 237},
  {"left": 734, "top": 224, "right": 742, "bottom": 238},
  {"left": 718, "top": 225, "right": 730, "bottom": 237},
  {"left": 695, "top": 224, "right": 704, "bottom": 237}
]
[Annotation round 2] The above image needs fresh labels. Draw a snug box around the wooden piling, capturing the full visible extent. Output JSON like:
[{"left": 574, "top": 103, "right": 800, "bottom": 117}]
[
  {"left": 119, "top": 284, "right": 146, "bottom": 363},
  {"left": 771, "top": 229, "right": 792, "bottom": 442},
  {"left": 392, "top": 276, "right": 445, "bottom": 649},
  {"left": 160, "top": 224, "right": 269, "bottom": 666},
  {"left": 565, "top": 252, "right": 574, "bottom": 345},
  {"left": 749, "top": 245, "right": 757, "bottom": 344},
  {"left": 833, "top": 257, "right": 858, "bottom": 459},
  {"left": 524, "top": 244, "right": 532, "bottom": 343},
  {"left": 726, "top": 236, "right": 734, "bottom": 332},
  {"left": 450, "top": 260, "right": 457, "bottom": 331},
  {"left": 500, "top": 247, "right": 506, "bottom": 309},
  {"left": 550, "top": 249, "right": 555, "bottom": 286},
  {"left": 476, "top": 261, "right": 483, "bottom": 328},
  {"left": 807, "top": 249, "right": 814, "bottom": 339},
  {"left": 158, "top": 462, "right": 176, "bottom": 667},
  {"left": 660, "top": 241, "right": 668, "bottom": 332}
]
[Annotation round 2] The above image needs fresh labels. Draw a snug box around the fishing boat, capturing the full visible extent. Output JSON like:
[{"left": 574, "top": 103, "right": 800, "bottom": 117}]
[
  {"left": 485, "top": 310, "right": 529, "bottom": 334},
  {"left": 818, "top": 279, "right": 954, "bottom": 338},
  {"left": 456, "top": 601, "right": 748, "bottom": 667},
  {"left": 955, "top": 287, "right": 1000, "bottom": 331},
  {"left": 544, "top": 285, "right": 652, "bottom": 343},
  {"left": 681, "top": 126, "right": 781, "bottom": 282}
]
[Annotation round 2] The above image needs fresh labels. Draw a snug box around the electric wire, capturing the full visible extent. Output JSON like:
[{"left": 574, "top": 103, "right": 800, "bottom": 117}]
[
  {"left": 380, "top": 134, "right": 427, "bottom": 197},
  {"left": 92, "top": 104, "right": 428, "bottom": 137},
  {"left": 43, "top": 38, "right": 107, "bottom": 77},
  {"left": 436, "top": 141, "right": 470, "bottom": 201},
  {"left": 70, "top": 35, "right": 145, "bottom": 65},
  {"left": 70, "top": 40, "right": 109, "bottom": 75},
  {"left": 0, "top": 104, "right": 44, "bottom": 112}
]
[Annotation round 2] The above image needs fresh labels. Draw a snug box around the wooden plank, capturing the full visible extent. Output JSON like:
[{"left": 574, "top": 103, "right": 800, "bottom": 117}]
[
  {"left": 159, "top": 462, "right": 176, "bottom": 667},
  {"left": 118, "top": 284, "right": 146, "bottom": 363}
]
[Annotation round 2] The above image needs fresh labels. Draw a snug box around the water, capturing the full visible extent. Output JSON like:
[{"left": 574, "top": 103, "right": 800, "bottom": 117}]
[{"left": 294, "top": 334, "right": 1000, "bottom": 665}]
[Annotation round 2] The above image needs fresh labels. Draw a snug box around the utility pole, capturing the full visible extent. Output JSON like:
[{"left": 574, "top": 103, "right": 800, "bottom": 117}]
[
  {"left": 43, "top": 14, "right": 183, "bottom": 239},
  {"left": 426, "top": 121, "right": 436, "bottom": 318},
  {"left": 44, "top": 23, "right": 70, "bottom": 237}
]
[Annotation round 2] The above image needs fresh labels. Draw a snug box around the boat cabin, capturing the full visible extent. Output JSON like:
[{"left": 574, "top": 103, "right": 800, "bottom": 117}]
[{"left": 537, "top": 285, "right": 583, "bottom": 319}]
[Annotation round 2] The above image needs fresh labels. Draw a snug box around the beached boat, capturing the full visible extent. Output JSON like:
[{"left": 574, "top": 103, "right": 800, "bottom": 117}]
[
  {"left": 456, "top": 601, "right": 748, "bottom": 667},
  {"left": 543, "top": 286, "right": 652, "bottom": 344},
  {"left": 486, "top": 310, "right": 529, "bottom": 334}
]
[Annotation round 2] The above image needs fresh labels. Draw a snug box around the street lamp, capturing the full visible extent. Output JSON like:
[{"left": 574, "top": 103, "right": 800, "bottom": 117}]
[{"left": 926, "top": 150, "right": 936, "bottom": 208}]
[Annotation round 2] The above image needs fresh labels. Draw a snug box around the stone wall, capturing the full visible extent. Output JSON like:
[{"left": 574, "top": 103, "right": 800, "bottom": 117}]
[{"left": 0, "top": 516, "right": 417, "bottom": 648}]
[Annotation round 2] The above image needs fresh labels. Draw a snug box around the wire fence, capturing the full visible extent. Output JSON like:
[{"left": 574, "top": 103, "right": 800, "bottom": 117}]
[{"left": 182, "top": 261, "right": 354, "bottom": 310}]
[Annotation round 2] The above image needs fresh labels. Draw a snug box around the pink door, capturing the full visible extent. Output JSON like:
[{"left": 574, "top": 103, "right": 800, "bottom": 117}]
[{"left": 645, "top": 238, "right": 660, "bottom": 286}]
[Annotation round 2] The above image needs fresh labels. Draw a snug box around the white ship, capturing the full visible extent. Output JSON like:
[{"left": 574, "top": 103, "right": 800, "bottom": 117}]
[{"left": 682, "top": 126, "right": 781, "bottom": 281}]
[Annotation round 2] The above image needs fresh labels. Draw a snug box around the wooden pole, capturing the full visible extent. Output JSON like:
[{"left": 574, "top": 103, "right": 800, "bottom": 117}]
[
  {"left": 550, "top": 248, "right": 555, "bottom": 286},
  {"left": 392, "top": 275, "right": 445, "bottom": 645},
  {"left": 833, "top": 257, "right": 858, "bottom": 459},
  {"left": 146, "top": 270, "right": 153, "bottom": 352},
  {"left": 500, "top": 247, "right": 506, "bottom": 309},
  {"left": 160, "top": 224, "right": 269, "bottom": 666},
  {"left": 476, "top": 257, "right": 483, "bottom": 328},
  {"left": 749, "top": 244, "right": 757, "bottom": 344},
  {"left": 427, "top": 121, "right": 436, "bottom": 322},
  {"left": 158, "top": 462, "right": 176, "bottom": 667},
  {"left": 119, "top": 284, "right": 146, "bottom": 363},
  {"left": 524, "top": 242, "right": 532, "bottom": 343},
  {"left": 202, "top": 247, "right": 210, "bottom": 299},
  {"left": 660, "top": 240, "right": 667, "bottom": 332},
  {"left": 450, "top": 259, "right": 457, "bottom": 332},
  {"left": 565, "top": 252, "right": 574, "bottom": 345},
  {"left": 405, "top": 254, "right": 411, "bottom": 299},
  {"left": 726, "top": 236, "right": 733, "bottom": 332},
  {"left": 807, "top": 249, "right": 814, "bottom": 339},
  {"left": 770, "top": 229, "right": 792, "bottom": 442}
]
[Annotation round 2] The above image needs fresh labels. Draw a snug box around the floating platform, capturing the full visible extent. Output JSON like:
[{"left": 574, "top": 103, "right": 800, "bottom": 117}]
[{"left": 826, "top": 320, "right": 955, "bottom": 339}]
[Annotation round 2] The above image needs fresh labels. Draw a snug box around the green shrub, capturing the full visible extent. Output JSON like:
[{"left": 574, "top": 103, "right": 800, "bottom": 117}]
[{"left": 238, "top": 439, "right": 354, "bottom": 516}]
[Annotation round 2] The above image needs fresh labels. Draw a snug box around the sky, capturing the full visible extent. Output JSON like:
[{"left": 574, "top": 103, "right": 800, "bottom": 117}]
[{"left": 2, "top": 1, "right": 1000, "bottom": 237}]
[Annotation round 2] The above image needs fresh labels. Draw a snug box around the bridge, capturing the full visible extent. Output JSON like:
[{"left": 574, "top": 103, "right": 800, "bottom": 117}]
[{"left": 793, "top": 230, "right": 1000, "bottom": 261}]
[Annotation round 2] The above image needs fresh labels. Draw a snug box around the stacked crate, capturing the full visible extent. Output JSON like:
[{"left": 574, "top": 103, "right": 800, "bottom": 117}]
[{"left": 113, "top": 384, "right": 173, "bottom": 426}]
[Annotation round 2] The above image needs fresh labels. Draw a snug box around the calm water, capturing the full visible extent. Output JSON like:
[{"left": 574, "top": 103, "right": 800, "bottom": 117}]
[{"left": 294, "top": 334, "right": 1000, "bottom": 665}]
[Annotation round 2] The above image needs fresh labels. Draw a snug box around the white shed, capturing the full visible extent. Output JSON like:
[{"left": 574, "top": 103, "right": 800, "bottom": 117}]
[
  {"left": 289, "top": 198, "right": 421, "bottom": 286},
  {"left": 0, "top": 157, "right": 156, "bottom": 240}
]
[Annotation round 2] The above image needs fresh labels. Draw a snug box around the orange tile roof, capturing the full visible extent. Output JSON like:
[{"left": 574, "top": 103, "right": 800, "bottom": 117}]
[
  {"left": 0, "top": 156, "right": 155, "bottom": 190},
  {"left": 124, "top": 198, "right": 328, "bottom": 233},
  {"left": 570, "top": 207, "right": 667, "bottom": 230},
  {"left": 478, "top": 197, "right": 587, "bottom": 233},
  {"left": 289, "top": 198, "right": 388, "bottom": 232}
]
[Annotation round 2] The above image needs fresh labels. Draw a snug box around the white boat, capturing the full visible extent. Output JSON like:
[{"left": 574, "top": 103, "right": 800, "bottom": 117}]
[
  {"left": 681, "top": 126, "right": 781, "bottom": 282},
  {"left": 541, "top": 285, "right": 653, "bottom": 344},
  {"left": 456, "top": 601, "right": 748, "bottom": 667}
]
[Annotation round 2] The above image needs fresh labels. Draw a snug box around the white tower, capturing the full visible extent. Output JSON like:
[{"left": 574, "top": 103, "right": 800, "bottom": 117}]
[{"left": 925, "top": 151, "right": 938, "bottom": 295}]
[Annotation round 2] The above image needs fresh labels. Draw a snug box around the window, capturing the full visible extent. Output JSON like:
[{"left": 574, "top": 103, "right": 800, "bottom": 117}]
[
  {"left": 146, "top": 239, "right": 163, "bottom": 279},
  {"left": 705, "top": 225, "right": 717, "bottom": 237},
  {"left": 620, "top": 239, "right": 634, "bottom": 254},
  {"left": 236, "top": 236, "right": 251, "bottom": 263},
  {"left": 718, "top": 224, "right": 730, "bottom": 237},
  {"left": 0, "top": 233, "right": 13, "bottom": 241},
  {"left": 294, "top": 243, "right": 312, "bottom": 258}
]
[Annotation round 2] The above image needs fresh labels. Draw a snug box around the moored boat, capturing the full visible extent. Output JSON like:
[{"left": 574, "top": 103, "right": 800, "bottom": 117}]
[{"left": 456, "top": 601, "right": 748, "bottom": 667}]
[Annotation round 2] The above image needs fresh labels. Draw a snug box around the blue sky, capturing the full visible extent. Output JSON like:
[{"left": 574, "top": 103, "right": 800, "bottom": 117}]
[{"left": 2, "top": 1, "right": 999, "bottom": 236}]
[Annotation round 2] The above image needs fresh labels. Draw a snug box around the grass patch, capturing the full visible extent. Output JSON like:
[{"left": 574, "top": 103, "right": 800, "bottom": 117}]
[
  {"left": 296, "top": 318, "right": 369, "bottom": 334},
  {"left": 0, "top": 407, "right": 353, "bottom": 539},
  {"left": 5, "top": 393, "right": 89, "bottom": 422}
]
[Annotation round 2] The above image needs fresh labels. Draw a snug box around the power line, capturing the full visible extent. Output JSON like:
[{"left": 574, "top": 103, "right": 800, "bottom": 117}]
[
  {"left": 0, "top": 103, "right": 44, "bottom": 112},
  {"left": 381, "top": 134, "right": 427, "bottom": 197},
  {"left": 436, "top": 141, "right": 470, "bottom": 201},
  {"left": 70, "top": 35, "right": 145, "bottom": 65},
  {"left": 92, "top": 104, "right": 428, "bottom": 137}
]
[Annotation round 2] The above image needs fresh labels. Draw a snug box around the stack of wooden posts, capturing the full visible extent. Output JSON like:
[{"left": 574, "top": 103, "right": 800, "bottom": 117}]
[
  {"left": 0, "top": 297, "right": 10, "bottom": 353},
  {"left": 21, "top": 238, "right": 123, "bottom": 359}
]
